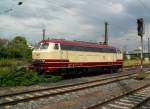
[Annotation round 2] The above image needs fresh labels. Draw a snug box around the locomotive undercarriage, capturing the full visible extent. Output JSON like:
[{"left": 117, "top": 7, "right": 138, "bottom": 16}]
[{"left": 34, "top": 65, "right": 122, "bottom": 76}]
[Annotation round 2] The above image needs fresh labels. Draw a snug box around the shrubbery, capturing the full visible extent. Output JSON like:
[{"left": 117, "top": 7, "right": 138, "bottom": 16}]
[
  {"left": 0, "top": 59, "right": 18, "bottom": 67},
  {"left": 0, "top": 67, "right": 62, "bottom": 86},
  {"left": 0, "top": 36, "right": 32, "bottom": 59}
]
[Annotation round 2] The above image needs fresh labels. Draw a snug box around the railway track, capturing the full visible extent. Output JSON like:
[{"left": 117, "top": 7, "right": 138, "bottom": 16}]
[
  {"left": 84, "top": 84, "right": 150, "bottom": 109},
  {"left": 0, "top": 67, "right": 150, "bottom": 108},
  {"left": 140, "top": 99, "right": 150, "bottom": 109}
]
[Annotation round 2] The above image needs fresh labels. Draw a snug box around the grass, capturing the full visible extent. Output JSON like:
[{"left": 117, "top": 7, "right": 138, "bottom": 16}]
[
  {"left": 123, "top": 59, "right": 150, "bottom": 67},
  {"left": 135, "top": 72, "right": 147, "bottom": 80},
  {"left": 124, "top": 59, "right": 150, "bottom": 80}
]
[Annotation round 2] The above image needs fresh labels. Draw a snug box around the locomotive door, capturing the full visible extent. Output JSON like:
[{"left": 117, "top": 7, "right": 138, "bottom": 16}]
[
  {"left": 60, "top": 44, "right": 68, "bottom": 60},
  {"left": 113, "top": 52, "right": 117, "bottom": 65},
  {"left": 112, "top": 51, "right": 117, "bottom": 65},
  {"left": 53, "top": 43, "right": 62, "bottom": 59},
  {"left": 116, "top": 50, "right": 122, "bottom": 61},
  {"left": 59, "top": 43, "right": 63, "bottom": 59}
]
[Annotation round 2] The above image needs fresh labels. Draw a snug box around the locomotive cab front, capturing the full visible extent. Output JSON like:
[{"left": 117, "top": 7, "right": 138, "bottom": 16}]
[
  {"left": 32, "top": 42, "right": 61, "bottom": 60},
  {"left": 32, "top": 42, "right": 62, "bottom": 73}
]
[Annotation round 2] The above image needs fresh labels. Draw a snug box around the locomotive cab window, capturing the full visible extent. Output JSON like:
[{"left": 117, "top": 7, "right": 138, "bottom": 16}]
[
  {"left": 37, "top": 43, "right": 49, "bottom": 49},
  {"left": 54, "top": 44, "right": 59, "bottom": 50},
  {"left": 117, "top": 50, "right": 121, "bottom": 54}
]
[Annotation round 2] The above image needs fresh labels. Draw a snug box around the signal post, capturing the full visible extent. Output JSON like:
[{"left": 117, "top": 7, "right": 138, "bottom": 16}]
[
  {"left": 137, "top": 18, "right": 144, "bottom": 72},
  {"left": 137, "top": 18, "right": 146, "bottom": 79}
]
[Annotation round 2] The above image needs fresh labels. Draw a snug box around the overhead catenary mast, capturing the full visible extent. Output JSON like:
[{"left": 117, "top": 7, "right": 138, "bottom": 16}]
[
  {"left": 104, "top": 22, "right": 108, "bottom": 45},
  {"left": 42, "top": 29, "right": 46, "bottom": 40},
  {"left": 148, "top": 38, "right": 150, "bottom": 53}
]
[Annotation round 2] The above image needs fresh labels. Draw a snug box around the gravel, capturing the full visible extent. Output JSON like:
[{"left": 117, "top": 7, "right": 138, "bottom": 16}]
[{"left": 4, "top": 78, "right": 150, "bottom": 109}]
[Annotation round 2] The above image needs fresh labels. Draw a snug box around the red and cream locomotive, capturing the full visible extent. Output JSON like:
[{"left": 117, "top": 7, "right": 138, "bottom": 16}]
[{"left": 32, "top": 39, "right": 123, "bottom": 74}]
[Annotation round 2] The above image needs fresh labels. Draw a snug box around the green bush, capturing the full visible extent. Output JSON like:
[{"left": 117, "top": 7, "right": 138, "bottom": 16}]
[
  {"left": 0, "top": 67, "right": 62, "bottom": 87},
  {"left": 0, "top": 59, "right": 31, "bottom": 67},
  {"left": 0, "top": 36, "right": 32, "bottom": 59},
  {"left": 0, "top": 59, "right": 17, "bottom": 67},
  {"left": 44, "top": 75, "right": 63, "bottom": 82}
]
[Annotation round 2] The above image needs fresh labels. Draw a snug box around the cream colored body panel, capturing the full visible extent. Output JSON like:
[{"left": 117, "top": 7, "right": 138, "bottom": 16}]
[
  {"left": 33, "top": 50, "right": 123, "bottom": 62},
  {"left": 32, "top": 42, "right": 123, "bottom": 62},
  {"left": 33, "top": 43, "right": 62, "bottom": 60},
  {"left": 32, "top": 50, "right": 62, "bottom": 60},
  {"left": 62, "top": 50, "right": 116, "bottom": 62}
]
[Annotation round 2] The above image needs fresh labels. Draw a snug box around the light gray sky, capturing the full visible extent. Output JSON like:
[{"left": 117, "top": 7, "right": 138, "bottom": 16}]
[{"left": 0, "top": 0, "right": 150, "bottom": 51}]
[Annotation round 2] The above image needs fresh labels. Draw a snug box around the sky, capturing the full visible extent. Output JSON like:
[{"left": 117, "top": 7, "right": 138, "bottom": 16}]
[{"left": 0, "top": 0, "right": 150, "bottom": 51}]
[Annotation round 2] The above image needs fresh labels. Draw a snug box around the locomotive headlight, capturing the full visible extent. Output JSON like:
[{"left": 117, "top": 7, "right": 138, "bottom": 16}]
[{"left": 42, "top": 59, "right": 45, "bottom": 63}]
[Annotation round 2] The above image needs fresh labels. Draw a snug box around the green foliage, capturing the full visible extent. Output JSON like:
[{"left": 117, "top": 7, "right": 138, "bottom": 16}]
[
  {"left": 0, "top": 36, "right": 32, "bottom": 59},
  {"left": 0, "top": 59, "right": 17, "bottom": 67},
  {"left": 12, "top": 36, "right": 27, "bottom": 45},
  {"left": 0, "top": 46, "right": 9, "bottom": 58},
  {"left": 43, "top": 75, "right": 63, "bottom": 82},
  {"left": 0, "top": 59, "right": 30, "bottom": 67},
  {"left": 0, "top": 67, "right": 62, "bottom": 87}
]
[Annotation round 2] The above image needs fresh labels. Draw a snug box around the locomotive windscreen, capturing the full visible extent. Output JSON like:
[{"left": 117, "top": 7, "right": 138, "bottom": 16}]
[{"left": 37, "top": 43, "right": 49, "bottom": 49}]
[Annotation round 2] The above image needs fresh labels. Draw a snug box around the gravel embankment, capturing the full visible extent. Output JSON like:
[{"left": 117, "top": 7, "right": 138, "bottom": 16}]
[
  {"left": 36, "top": 78, "right": 150, "bottom": 109},
  {"left": 8, "top": 77, "right": 150, "bottom": 109}
]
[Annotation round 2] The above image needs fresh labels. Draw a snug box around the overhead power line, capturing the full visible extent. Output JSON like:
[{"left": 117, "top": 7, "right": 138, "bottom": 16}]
[
  {"left": 137, "top": 0, "right": 150, "bottom": 12},
  {"left": 0, "top": 1, "right": 23, "bottom": 14}
]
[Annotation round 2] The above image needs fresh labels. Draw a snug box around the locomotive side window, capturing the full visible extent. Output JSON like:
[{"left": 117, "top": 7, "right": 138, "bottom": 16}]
[
  {"left": 102, "top": 48, "right": 116, "bottom": 53},
  {"left": 54, "top": 44, "right": 59, "bottom": 50},
  {"left": 61, "top": 44, "right": 116, "bottom": 53}
]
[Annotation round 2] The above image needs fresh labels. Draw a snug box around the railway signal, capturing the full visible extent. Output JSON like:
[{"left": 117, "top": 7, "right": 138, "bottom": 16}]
[
  {"left": 137, "top": 18, "right": 144, "bottom": 73},
  {"left": 137, "top": 18, "right": 144, "bottom": 36}
]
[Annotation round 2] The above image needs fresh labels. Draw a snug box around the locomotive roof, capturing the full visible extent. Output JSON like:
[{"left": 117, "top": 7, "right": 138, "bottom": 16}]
[{"left": 40, "top": 39, "right": 116, "bottom": 49}]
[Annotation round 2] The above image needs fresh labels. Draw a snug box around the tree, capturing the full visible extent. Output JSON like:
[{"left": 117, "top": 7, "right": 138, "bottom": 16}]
[
  {"left": 11, "top": 36, "right": 27, "bottom": 45},
  {"left": 8, "top": 36, "right": 32, "bottom": 58},
  {"left": 0, "top": 36, "right": 32, "bottom": 59},
  {"left": 0, "top": 38, "right": 9, "bottom": 58}
]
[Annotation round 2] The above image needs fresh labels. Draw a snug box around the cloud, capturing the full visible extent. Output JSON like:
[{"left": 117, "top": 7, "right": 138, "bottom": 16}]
[
  {"left": 0, "top": 0, "right": 150, "bottom": 51},
  {"left": 108, "top": 2, "right": 124, "bottom": 14}
]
